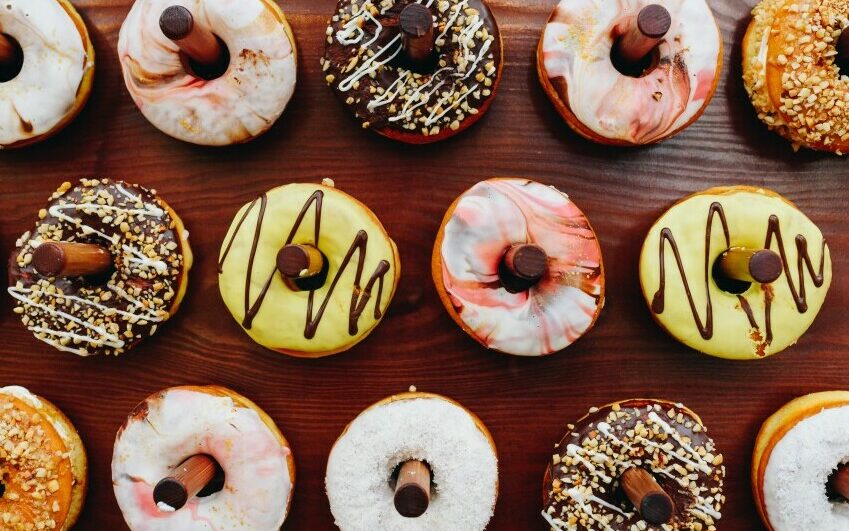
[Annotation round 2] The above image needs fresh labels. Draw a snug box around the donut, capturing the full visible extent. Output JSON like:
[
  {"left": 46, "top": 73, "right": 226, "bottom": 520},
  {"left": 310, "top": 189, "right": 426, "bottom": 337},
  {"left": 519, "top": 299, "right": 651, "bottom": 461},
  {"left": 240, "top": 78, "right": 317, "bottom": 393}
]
[
  {"left": 321, "top": 0, "right": 503, "bottom": 143},
  {"left": 218, "top": 179, "right": 400, "bottom": 357},
  {"left": 538, "top": 0, "right": 722, "bottom": 145},
  {"left": 7, "top": 179, "right": 193, "bottom": 357},
  {"left": 118, "top": 0, "right": 297, "bottom": 146},
  {"left": 639, "top": 186, "right": 831, "bottom": 360},
  {"left": 326, "top": 390, "right": 498, "bottom": 530},
  {"left": 743, "top": 0, "right": 849, "bottom": 152},
  {"left": 542, "top": 399, "right": 726, "bottom": 530},
  {"left": 432, "top": 178, "right": 605, "bottom": 357},
  {"left": 0, "top": 0, "right": 95, "bottom": 149},
  {"left": 112, "top": 386, "right": 295, "bottom": 530},
  {"left": 0, "top": 385, "right": 87, "bottom": 530},
  {"left": 753, "top": 391, "right": 849, "bottom": 530}
]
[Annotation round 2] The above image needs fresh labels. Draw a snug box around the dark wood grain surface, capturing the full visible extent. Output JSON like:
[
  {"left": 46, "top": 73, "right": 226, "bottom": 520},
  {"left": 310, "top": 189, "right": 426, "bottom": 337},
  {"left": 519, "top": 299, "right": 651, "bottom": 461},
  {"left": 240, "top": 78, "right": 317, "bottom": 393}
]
[{"left": 0, "top": 0, "right": 846, "bottom": 529}]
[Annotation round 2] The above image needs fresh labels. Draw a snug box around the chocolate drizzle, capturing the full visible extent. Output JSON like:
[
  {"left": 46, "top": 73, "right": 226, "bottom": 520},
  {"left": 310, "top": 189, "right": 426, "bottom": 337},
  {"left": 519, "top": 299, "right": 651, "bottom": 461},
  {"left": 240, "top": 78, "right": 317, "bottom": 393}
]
[{"left": 218, "top": 190, "right": 392, "bottom": 339}]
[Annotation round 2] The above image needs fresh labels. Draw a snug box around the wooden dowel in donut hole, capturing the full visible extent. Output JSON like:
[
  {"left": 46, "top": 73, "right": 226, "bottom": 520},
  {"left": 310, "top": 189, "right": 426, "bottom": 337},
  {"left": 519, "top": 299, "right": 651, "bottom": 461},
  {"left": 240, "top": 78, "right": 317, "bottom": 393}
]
[
  {"left": 394, "top": 460, "right": 431, "bottom": 518},
  {"left": 277, "top": 244, "right": 329, "bottom": 291},
  {"left": 159, "top": 5, "right": 228, "bottom": 79},
  {"left": 836, "top": 30, "right": 849, "bottom": 73},
  {"left": 829, "top": 463, "right": 849, "bottom": 500},
  {"left": 716, "top": 248, "right": 783, "bottom": 285},
  {"left": 0, "top": 33, "right": 15, "bottom": 66},
  {"left": 620, "top": 467, "right": 674, "bottom": 525},
  {"left": 399, "top": 3, "right": 435, "bottom": 70},
  {"left": 32, "top": 242, "right": 112, "bottom": 278},
  {"left": 499, "top": 243, "right": 549, "bottom": 293},
  {"left": 153, "top": 455, "right": 221, "bottom": 512},
  {"left": 0, "top": 33, "right": 23, "bottom": 83},
  {"left": 612, "top": 5, "right": 671, "bottom": 76}
]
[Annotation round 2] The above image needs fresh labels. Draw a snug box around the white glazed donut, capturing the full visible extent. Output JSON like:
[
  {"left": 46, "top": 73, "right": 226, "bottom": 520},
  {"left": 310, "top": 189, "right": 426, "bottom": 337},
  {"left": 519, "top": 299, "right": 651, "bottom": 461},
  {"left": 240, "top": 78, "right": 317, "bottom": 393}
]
[
  {"left": 118, "top": 0, "right": 297, "bottom": 146},
  {"left": 112, "top": 386, "right": 295, "bottom": 530},
  {"left": 0, "top": 0, "right": 94, "bottom": 148},
  {"left": 326, "top": 392, "right": 499, "bottom": 530},
  {"left": 538, "top": 0, "right": 722, "bottom": 145}
]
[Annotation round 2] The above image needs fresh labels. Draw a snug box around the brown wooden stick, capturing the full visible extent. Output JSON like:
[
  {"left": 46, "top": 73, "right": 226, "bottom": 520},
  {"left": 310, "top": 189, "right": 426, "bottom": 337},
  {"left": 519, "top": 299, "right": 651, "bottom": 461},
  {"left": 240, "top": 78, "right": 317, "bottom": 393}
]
[
  {"left": 399, "top": 3, "right": 434, "bottom": 65},
  {"left": 830, "top": 464, "right": 849, "bottom": 500},
  {"left": 277, "top": 244, "right": 325, "bottom": 279},
  {"left": 621, "top": 467, "right": 674, "bottom": 525},
  {"left": 394, "top": 460, "right": 431, "bottom": 518},
  {"left": 615, "top": 5, "right": 671, "bottom": 64},
  {"left": 32, "top": 242, "right": 112, "bottom": 278},
  {"left": 159, "top": 5, "right": 223, "bottom": 66},
  {"left": 0, "top": 34, "right": 15, "bottom": 66},
  {"left": 838, "top": 30, "right": 849, "bottom": 63},
  {"left": 716, "top": 248, "right": 782, "bottom": 284},
  {"left": 153, "top": 455, "right": 217, "bottom": 511},
  {"left": 503, "top": 244, "right": 548, "bottom": 282}
]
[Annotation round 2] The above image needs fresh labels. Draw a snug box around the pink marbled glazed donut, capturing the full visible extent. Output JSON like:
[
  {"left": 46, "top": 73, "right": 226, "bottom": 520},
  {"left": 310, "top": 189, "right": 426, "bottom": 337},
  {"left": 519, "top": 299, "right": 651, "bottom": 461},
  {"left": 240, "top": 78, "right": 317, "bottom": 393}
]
[{"left": 432, "top": 178, "right": 605, "bottom": 356}]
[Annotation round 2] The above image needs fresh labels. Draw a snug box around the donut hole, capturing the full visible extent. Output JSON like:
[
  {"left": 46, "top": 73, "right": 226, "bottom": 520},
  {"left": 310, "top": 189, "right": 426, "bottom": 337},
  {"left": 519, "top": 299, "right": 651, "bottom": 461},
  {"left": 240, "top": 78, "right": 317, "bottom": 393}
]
[
  {"left": 195, "top": 456, "right": 225, "bottom": 498},
  {"left": 0, "top": 34, "right": 24, "bottom": 83},
  {"left": 610, "top": 41, "right": 661, "bottom": 78},
  {"left": 711, "top": 255, "right": 752, "bottom": 295},
  {"left": 389, "top": 460, "right": 434, "bottom": 491},
  {"left": 826, "top": 464, "right": 849, "bottom": 502},
  {"left": 286, "top": 250, "right": 331, "bottom": 292},
  {"left": 180, "top": 36, "right": 230, "bottom": 81}
]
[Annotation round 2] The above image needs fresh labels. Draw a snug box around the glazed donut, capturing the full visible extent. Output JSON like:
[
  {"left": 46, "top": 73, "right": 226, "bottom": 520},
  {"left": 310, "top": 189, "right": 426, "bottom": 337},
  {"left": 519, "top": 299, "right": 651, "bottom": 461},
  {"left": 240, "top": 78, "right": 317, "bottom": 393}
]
[
  {"left": 7, "top": 179, "right": 193, "bottom": 357},
  {"left": 112, "top": 386, "right": 295, "bottom": 530},
  {"left": 639, "top": 186, "right": 831, "bottom": 360},
  {"left": 0, "top": 386, "right": 87, "bottom": 531},
  {"left": 743, "top": 0, "right": 849, "bottom": 152},
  {"left": 118, "top": 0, "right": 297, "bottom": 146},
  {"left": 218, "top": 179, "right": 400, "bottom": 357},
  {"left": 543, "top": 399, "right": 725, "bottom": 530},
  {"left": 321, "top": 0, "right": 503, "bottom": 143},
  {"left": 753, "top": 391, "right": 849, "bottom": 530},
  {"left": 326, "top": 391, "right": 498, "bottom": 530},
  {"left": 538, "top": 0, "right": 722, "bottom": 145},
  {"left": 432, "top": 178, "right": 604, "bottom": 357},
  {"left": 0, "top": 0, "right": 94, "bottom": 149}
]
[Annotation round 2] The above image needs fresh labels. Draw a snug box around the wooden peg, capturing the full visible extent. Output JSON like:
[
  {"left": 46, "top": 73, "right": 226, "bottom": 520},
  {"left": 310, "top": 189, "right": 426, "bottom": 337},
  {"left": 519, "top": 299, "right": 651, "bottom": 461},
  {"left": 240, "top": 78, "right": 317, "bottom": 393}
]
[
  {"left": 615, "top": 4, "right": 671, "bottom": 64},
  {"left": 32, "top": 242, "right": 112, "bottom": 278},
  {"left": 502, "top": 244, "right": 548, "bottom": 282},
  {"left": 277, "top": 244, "right": 325, "bottom": 279},
  {"left": 159, "top": 5, "right": 224, "bottom": 67},
  {"left": 399, "top": 3, "right": 434, "bottom": 65},
  {"left": 394, "top": 460, "right": 431, "bottom": 518},
  {"left": 153, "top": 455, "right": 218, "bottom": 512},
  {"left": 621, "top": 467, "right": 674, "bottom": 525},
  {"left": 0, "top": 34, "right": 15, "bottom": 66},
  {"left": 716, "top": 248, "right": 782, "bottom": 284},
  {"left": 830, "top": 464, "right": 849, "bottom": 500}
]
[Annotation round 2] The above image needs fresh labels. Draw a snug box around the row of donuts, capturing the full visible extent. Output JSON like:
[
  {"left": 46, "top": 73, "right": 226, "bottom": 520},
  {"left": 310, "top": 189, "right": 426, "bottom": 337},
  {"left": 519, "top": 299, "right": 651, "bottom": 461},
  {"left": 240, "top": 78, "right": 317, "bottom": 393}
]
[
  {"left": 5, "top": 383, "right": 848, "bottom": 530},
  {"left": 2, "top": 0, "right": 846, "bottom": 151},
  {"left": 8, "top": 178, "right": 831, "bottom": 360}
]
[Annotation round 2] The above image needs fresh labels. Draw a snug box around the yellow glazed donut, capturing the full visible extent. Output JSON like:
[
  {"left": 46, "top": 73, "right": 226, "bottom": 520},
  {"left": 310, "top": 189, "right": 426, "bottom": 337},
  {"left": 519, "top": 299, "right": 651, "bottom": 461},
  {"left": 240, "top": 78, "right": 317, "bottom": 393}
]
[
  {"left": 639, "top": 186, "right": 831, "bottom": 360},
  {"left": 0, "top": 386, "right": 87, "bottom": 531},
  {"left": 0, "top": 0, "right": 95, "bottom": 149},
  {"left": 218, "top": 180, "right": 400, "bottom": 357}
]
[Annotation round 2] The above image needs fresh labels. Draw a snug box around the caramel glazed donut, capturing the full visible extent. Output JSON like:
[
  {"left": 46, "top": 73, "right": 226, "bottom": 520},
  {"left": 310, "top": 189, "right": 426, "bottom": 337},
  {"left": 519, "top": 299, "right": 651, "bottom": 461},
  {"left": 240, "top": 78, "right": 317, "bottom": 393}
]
[
  {"left": 326, "top": 391, "right": 498, "bottom": 530},
  {"left": 639, "top": 186, "right": 831, "bottom": 360},
  {"left": 0, "top": 386, "right": 87, "bottom": 531},
  {"left": 112, "top": 386, "right": 295, "bottom": 530},
  {"left": 543, "top": 399, "right": 725, "bottom": 531},
  {"left": 118, "top": 0, "right": 297, "bottom": 146},
  {"left": 218, "top": 179, "right": 400, "bottom": 357},
  {"left": 0, "top": 0, "right": 95, "bottom": 149},
  {"left": 538, "top": 0, "right": 722, "bottom": 145},
  {"left": 753, "top": 391, "right": 849, "bottom": 530},
  {"left": 321, "top": 0, "right": 503, "bottom": 143},
  {"left": 8, "top": 179, "right": 193, "bottom": 357},
  {"left": 743, "top": 0, "right": 849, "bottom": 152}
]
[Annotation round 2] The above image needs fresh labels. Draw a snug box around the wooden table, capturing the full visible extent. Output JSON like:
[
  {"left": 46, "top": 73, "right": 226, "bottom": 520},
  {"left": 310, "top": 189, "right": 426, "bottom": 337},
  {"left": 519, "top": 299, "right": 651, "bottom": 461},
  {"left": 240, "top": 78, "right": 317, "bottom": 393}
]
[{"left": 0, "top": 0, "right": 845, "bottom": 529}]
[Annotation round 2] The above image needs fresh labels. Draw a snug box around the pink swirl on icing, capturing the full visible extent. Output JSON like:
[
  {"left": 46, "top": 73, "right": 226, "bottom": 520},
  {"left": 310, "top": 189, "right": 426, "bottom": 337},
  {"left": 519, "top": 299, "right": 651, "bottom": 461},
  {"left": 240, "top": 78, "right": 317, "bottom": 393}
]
[{"left": 439, "top": 179, "right": 604, "bottom": 356}]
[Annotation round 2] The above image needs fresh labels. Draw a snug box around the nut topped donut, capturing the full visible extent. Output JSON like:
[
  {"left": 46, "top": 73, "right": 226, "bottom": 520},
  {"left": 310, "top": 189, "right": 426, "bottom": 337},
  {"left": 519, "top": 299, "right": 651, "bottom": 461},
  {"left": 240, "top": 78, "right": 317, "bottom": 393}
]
[
  {"left": 639, "top": 186, "right": 831, "bottom": 360},
  {"left": 432, "top": 178, "right": 605, "bottom": 357},
  {"left": 538, "top": 0, "right": 722, "bottom": 145},
  {"left": 321, "top": 0, "right": 503, "bottom": 143},
  {"left": 118, "top": 0, "right": 297, "bottom": 146},
  {"left": 218, "top": 179, "right": 400, "bottom": 357},
  {"left": 7, "top": 179, "right": 193, "bottom": 357},
  {"left": 0, "top": 0, "right": 95, "bottom": 149},
  {"left": 0, "top": 385, "right": 87, "bottom": 531},
  {"left": 543, "top": 399, "right": 726, "bottom": 530}
]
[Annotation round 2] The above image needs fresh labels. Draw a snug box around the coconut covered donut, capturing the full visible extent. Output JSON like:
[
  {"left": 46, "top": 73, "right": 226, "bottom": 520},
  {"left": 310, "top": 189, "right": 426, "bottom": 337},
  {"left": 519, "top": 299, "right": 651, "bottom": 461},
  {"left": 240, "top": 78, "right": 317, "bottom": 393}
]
[
  {"left": 7, "top": 179, "right": 193, "bottom": 357},
  {"left": 753, "top": 391, "right": 849, "bottom": 531},
  {"left": 538, "top": 0, "right": 722, "bottom": 145},
  {"left": 112, "top": 386, "right": 295, "bottom": 530},
  {"left": 639, "top": 186, "right": 831, "bottom": 360},
  {"left": 743, "top": 0, "right": 849, "bottom": 152},
  {"left": 432, "top": 178, "right": 604, "bottom": 356},
  {"left": 0, "top": 386, "right": 87, "bottom": 531},
  {"left": 0, "top": 0, "right": 95, "bottom": 149},
  {"left": 118, "top": 0, "right": 297, "bottom": 146},
  {"left": 543, "top": 399, "right": 726, "bottom": 531},
  {"left": 326, "top": 391, "right": 498, "bottom": 530},
  {"left": 321, "top": 0, "right": 503, "bottom": 143},
  {"left": 218, "top": 180, "right": 400, "bottom": 357}
]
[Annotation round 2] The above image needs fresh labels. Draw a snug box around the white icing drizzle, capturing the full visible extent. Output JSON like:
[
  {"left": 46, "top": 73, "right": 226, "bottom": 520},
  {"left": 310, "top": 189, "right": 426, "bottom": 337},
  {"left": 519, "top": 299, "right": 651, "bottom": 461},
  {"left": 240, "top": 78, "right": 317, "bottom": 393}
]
[
  {"left": 647, "top": 412, "right": 712, "bottom": 474},
  {"left": 566, "top": 444, "right": 612, "bottom": 483},
  {"left": 565, "top": 488, "right": 616, "bottom": 530},
  {"left": 541, "top": 510, "right": 572, "bottom": 531},
  {"left": 338, "top": 34, "right": 403, "bottom": 92}
]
